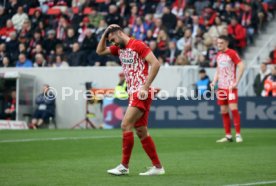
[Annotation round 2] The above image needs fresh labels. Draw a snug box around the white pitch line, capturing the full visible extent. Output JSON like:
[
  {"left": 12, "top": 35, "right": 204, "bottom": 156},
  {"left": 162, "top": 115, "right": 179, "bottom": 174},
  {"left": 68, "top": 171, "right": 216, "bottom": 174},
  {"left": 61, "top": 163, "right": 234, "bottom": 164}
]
[
  {"left": 224, "top": 180, "right": 276, "bottom": 186},
  {"left": 0, "top": 135, "right": 120, "bottom": 143}
]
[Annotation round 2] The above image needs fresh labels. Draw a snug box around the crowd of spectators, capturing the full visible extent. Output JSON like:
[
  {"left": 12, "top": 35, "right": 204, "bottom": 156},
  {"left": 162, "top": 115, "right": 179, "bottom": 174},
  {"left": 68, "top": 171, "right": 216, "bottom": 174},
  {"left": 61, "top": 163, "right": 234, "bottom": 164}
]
[{"left": 0, "top": 0, "right": 275, "bottom": 68}]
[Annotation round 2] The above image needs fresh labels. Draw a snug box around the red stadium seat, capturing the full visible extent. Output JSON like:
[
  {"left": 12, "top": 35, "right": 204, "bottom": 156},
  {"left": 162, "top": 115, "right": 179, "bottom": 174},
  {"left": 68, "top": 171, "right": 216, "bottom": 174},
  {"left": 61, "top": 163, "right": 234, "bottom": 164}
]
[
  {"left": 262, "top": 2, "right": 268, "bottom": 12},
  {"left": 29, "top": 8, "right": 41, "bottom": 15},
  {"left": 96, "top": 0, "right": 105, "bottom": 3},
  {"left": 83, "top": 7, "right": 93, "bottom": 15},
  {"left": 47, "top": 8, "right": 61, "bottom": 15},
  {"left": 72, "top": 7, "right": 79, "bottom": 14}
]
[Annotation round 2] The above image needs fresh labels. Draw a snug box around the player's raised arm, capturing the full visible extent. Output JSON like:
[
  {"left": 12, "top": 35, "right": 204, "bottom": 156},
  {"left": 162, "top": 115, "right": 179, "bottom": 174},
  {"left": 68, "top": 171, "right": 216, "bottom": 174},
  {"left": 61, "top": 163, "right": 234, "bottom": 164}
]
[{"left": 96, "top": 28, "right": 111, "bottom": 55}]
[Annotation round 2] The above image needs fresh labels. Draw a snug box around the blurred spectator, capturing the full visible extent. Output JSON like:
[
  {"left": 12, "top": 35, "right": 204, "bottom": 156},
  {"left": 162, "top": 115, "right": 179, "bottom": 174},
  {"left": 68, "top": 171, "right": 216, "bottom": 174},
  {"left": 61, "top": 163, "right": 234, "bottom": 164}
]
[
  {"left": 173, "top": 19, "right": 185, "bottom": 40},
  {"left": 144, "top": 14, "right": 154, "bottom": 31},
  {"left": 269, "top": 45, "right": 276, "bottom": 64},
  {"left": 128, "top": 5, "right": 138, "bottom": 28},
  {"left": 33, "top": 53, "right": 47, "bottom": 67},
  {"left": 195, "top": 69, "right": 211, "bottom": 97},
  {"left": 114, "top": 72, "right": 128, "bottom": 99},
  {"left": 192, "top": 16, "right": 205, "bottom": 38},
  {"left": 64, "top": 27, "right": 78, "bottom": 53},
  {"left": 44, "top": 30, "right": 61, "bottom": 55},
  {"left": 105, "top": 4, "right": 122, "bottom": 26},
  {"left": 56, "top": 16, "right": 68, "bottom": 41},
  {"left": 154, "top": 0, "right": 166, "bottom": 18},
  {"left": 165, "top": 41, "right": 180, "bottom": 65},
  {"left": 11, "top": 6, "right": 29, "bottom": 31},
  {"left": 227, "top": 17, "right": 247, "bottom": 55},
  {"left": 152, "top": 18, "right": 162, "bottom": 38},
  {"left": 149, "top": 41, "right": 161, "bottom": 59},
  {"left": 131, "top": 17, "right": 146, "bottom": 40},
  {"left": 0, "top": 6, "right": 8, "bottom": 29},
  {"left": 253, "top": 63, "right": 270, "bottom": 96},
  {"left": 52, "top": 55, "right": 69, "bottom": 68},
  {"left": 0, "top": 20, "right": 16, "bottom": 39},
  {"left": 95, "top": 19, "right": 107, "bottom": 41},
  {"left": 16, "top": 53, "right": 32, "bottom": 68},
  {"left": 171, "top": 0, "right": 185, "bottom": 18},
  {"left": 30, "top": 84, "right": 56, "bottom": 129},
  {"left": 29, "top": 30, "right": 44, "bottom": 55},
  {"left": 68, "top": 42, "right": 85, "bottom": 66},
  {"left": 0, "top": 43, "right": 8, "bottom": 63},
  {"left": 175, "top": 54, "right": 189, "bottom": 66},
  {"left": 19, "top": 19, "right": 33, "bottom": 42},
  {"left": 6, "top": 31, "right": 18, "bottom": 63},
  {"left": 197, "top": 54, "right": 209, "bottom": 68},
  {"left": 221, "top": 4, "right": 235, "bottom": 24},
  {"left": 241, "top": 3, "right": 258, "bottom": 44},
  {"left": 0, "top": 56, "right": 11, "bottom": 68},
  {"left": 30, "top": 44, "right": 46, "bottom": 61},
  {"left": 0, "top": 89, "right": 16, "bottom": 120},
  {"left": 157, "top": 29, "right": 169, "bottom": 60},
  {"left": 162, "top": 6, "right": 177, "bottom": 34},
  {"left": 0, "top": 0, "right": 274, "bottom": 69},
  {"left": 263, "top": 66, "right": 276, "bottom": 97},
  {"left": 207, "top": 16, "right": 225, "bottom": 39},
  {"left": 30, "top": 9, "right": 43, "bottom": 30},
  {"left": 6, "top": 0, "right": 20, "bottom": 17},
  {"left": 194, "top": 0, "right": 210, "bottom": 15},
  {"left": 144, "top": 29, "right": 155, "bottom": 46},
  {"left": 177, "top": 29, "right": 192, "bottom": 51},
  {"left": 183, "top": 11, "right": 193, "bottom": 28},
  {"left": 89, "top": 9, "right": 104, "bottom": 28}
]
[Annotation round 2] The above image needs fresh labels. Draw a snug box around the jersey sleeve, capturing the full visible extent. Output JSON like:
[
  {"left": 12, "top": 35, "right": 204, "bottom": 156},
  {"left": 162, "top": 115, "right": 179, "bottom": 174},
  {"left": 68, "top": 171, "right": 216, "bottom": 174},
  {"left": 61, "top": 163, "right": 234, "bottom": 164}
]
[
  {"left": 134, "top": 41, "right": 151, "bottom": 59},
  {"left": 229, "top": 50, "right": 241, "bottom": 64},
  {"left": 109, "top": 45, "right": 120, "bottom": 56}
]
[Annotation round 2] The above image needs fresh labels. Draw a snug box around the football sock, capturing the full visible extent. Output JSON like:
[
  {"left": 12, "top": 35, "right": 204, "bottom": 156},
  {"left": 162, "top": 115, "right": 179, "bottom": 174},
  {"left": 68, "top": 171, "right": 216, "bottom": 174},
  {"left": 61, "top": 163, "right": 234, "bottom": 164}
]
[
  {"left": 121, "top": 131, "right": 134, "bottom": 168},
  {"left": 231, "top": 109, "right": 241, "bottom": 135},
  {"left": 141, "top": 136, "right": 162, "bottom": 168},
  {"left": 222, "top": 113, "right": 231, "bottom": 136}
]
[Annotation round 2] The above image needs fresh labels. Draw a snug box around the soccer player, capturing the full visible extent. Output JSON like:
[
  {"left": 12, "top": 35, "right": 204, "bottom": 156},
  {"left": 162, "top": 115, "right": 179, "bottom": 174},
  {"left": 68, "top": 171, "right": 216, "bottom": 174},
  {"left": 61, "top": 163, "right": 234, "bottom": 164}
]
[
  {"left": 96, "top": 24, "right": 165, "bottom": 176},
  {"left": 211, "top": 35, "right": 245, "bottom": 143}
]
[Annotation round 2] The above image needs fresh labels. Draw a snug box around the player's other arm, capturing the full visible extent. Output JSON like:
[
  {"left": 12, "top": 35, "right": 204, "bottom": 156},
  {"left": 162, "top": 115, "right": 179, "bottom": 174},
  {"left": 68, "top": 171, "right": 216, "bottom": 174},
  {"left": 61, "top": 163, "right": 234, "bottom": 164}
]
[
  {"left": 234, "top": 61, "right": 245, "bottom": 88},
  {"left": 144, "top": 52, "right": 161, "bottom": 89},
  {"left": 139, "top": 52, "right": 160, "bottom": 99},
  {"left": 211, "top": 67, "right": 219, "bottom": 89},
  {"left": 96, "top": 32, "right": 111, "bottom": 55}
]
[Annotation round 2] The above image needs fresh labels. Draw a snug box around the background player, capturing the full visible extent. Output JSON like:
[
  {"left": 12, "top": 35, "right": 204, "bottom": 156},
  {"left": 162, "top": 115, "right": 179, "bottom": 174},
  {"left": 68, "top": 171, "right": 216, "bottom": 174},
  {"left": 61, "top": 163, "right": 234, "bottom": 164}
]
[
  {"left": 96, "top": 24, "right": 165, "bottom": 176},
  {"left": 211, "top": 35, "right": 245, "bottom": 143}
]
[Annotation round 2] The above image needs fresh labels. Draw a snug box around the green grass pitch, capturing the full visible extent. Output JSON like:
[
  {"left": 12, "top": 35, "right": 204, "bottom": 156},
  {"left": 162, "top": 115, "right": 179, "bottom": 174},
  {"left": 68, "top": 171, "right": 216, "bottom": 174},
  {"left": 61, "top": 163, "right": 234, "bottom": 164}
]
[{"left": 0, "top": 129, "right": 276, "bottom": 186}]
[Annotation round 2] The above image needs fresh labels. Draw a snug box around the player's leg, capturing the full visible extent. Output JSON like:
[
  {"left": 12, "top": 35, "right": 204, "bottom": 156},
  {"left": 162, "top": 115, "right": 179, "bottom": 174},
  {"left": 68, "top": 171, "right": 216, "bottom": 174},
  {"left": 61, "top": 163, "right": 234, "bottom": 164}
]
[
  {"left": 135, "top": 126, "right": 165, "bottom": 176},
  {"left": 216, "top": 89, "right": 232, "bottom": 142},
  {"left": 216, "top": 105, "right": 233, "bottom": 142},
  {"left": 107, "top": 106, "right": 144, "bottom": 175},
  {"left": 229, "top": 103, "right": 242, "bottom": 143},
  {"left": 228, "top": 89, "right": 242, "bottom": 143}
]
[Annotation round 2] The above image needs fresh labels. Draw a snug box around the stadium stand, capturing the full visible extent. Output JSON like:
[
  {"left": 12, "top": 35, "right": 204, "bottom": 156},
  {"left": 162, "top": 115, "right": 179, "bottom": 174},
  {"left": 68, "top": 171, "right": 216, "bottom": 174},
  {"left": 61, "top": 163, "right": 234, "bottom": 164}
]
[{"left": 0, "top": 0, "right": 276, "bottom": 68}]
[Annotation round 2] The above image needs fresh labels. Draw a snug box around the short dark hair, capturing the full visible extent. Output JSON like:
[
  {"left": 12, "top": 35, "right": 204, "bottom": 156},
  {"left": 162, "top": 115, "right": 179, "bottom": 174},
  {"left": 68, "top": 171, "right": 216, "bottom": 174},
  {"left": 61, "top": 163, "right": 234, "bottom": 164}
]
[
  {"left": 199, "top": 69, "right": 206, "bottom": 74},
  {"left": 218, "top": 35, "right": 229, "bottom": 42},
  {"left": 105, "top": 26, "right": 123, "bottom": 38}
]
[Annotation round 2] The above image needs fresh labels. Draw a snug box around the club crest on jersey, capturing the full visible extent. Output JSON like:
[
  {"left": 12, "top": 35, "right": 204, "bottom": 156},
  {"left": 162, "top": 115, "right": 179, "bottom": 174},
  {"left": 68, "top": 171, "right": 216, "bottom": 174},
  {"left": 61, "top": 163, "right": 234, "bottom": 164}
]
[{"left": 217, "top": 54, "right": 231, "bottom": 67}]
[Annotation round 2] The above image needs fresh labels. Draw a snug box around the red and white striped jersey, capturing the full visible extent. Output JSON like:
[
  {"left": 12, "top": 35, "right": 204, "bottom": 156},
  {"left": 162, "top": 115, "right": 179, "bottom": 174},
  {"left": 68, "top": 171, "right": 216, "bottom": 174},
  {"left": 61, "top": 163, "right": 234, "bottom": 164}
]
[{"left": 110, "top": 39, "right": 151, "bottom": 94}]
